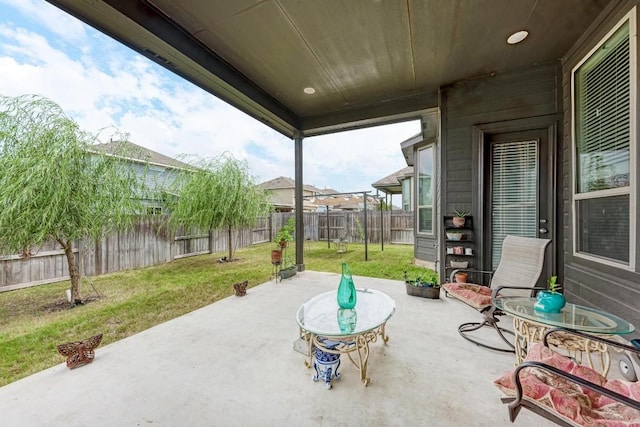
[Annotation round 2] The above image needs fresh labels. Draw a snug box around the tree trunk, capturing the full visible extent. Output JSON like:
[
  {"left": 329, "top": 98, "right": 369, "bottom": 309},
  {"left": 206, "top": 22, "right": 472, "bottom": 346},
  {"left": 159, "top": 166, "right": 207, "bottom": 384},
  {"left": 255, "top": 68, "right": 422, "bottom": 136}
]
[
  {"left": 59, "top": 238, "right": 81, "bottom": 304},
  {"left": 227, "top": 226, "right": 233, "bottom": 261}
]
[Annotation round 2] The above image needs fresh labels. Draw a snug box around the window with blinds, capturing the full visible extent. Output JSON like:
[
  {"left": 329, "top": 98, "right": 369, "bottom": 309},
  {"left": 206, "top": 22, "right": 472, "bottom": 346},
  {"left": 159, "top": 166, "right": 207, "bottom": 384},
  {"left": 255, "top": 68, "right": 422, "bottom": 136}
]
[
  {"left": 575, "top": 21, "right": 630, "bottom": 194},
  {"left": 572, "top": 13, "right": 634, "bottom": 267},
  {"left": 417, "top": 146, "right": 434, "bottom": 234},
  {"left": 491, "top": 140, "right": 538, "bottom": 269}
]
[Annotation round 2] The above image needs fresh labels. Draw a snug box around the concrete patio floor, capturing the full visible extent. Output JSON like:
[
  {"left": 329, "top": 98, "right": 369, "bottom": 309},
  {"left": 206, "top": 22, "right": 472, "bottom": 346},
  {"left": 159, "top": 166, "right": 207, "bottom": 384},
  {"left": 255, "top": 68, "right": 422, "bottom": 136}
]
[{"left": 0, "top": 271, "right": 555, "bottom": 427}]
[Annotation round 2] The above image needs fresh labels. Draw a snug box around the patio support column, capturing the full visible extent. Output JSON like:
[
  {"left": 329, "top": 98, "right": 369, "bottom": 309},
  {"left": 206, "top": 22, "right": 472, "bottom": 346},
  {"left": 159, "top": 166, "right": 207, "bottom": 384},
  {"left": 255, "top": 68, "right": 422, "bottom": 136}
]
[{"left": 294, "top": 132, "right": 305, "bottom": 271}]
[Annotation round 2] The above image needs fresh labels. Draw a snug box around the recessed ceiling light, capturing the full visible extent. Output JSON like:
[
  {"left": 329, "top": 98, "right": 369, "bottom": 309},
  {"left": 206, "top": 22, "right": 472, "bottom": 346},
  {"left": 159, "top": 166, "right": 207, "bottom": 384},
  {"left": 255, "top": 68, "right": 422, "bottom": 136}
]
[
  {"left": 507, "top": 30, "right": 528, "bottom": 45},
  {"left": 303, "top": 87, "right": 316, "bottom": 95}
]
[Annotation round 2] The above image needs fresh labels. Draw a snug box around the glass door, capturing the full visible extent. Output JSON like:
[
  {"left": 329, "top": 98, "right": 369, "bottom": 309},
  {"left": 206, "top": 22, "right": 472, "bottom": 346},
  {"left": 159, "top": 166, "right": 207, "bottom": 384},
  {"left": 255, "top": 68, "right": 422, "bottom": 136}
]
[{"left": 487, "top": 129, "right": 550, "bottom": 270}]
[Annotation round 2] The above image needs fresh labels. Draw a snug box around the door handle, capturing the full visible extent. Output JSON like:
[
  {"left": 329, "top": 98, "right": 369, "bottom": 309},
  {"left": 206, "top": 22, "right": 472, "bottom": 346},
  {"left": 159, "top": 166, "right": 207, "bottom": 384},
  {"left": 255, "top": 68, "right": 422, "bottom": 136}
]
[{"left": 539, "top": 228, "right": 548, "bottom": 234}]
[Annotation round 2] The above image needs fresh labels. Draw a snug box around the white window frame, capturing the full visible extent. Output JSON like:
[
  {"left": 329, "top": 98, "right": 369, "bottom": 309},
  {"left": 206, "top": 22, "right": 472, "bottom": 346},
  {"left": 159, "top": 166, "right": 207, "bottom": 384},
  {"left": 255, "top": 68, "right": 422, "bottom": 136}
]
[
  {"left": 417, "top": 144, "right": 435, "bottom": 235},
  {"left": 571, "top": 7, "right": 637, "bottom": 270}
]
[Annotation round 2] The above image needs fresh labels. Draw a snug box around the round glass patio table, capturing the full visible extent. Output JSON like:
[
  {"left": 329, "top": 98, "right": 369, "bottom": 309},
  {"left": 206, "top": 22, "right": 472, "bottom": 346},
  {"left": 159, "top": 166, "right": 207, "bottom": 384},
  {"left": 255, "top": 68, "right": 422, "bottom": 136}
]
[
  {"left": 296, "top": 288, "right": 395, "bottom": 386},
  {"left": 494, "top": 297, "right": 635, "bottom": 375}
]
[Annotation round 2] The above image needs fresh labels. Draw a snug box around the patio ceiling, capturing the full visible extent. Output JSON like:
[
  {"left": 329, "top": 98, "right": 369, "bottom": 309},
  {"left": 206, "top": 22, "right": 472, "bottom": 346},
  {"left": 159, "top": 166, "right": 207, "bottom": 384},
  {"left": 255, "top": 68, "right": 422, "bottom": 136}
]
[{"left": 46, "top": 0, "right": 613, "bottom": 138}]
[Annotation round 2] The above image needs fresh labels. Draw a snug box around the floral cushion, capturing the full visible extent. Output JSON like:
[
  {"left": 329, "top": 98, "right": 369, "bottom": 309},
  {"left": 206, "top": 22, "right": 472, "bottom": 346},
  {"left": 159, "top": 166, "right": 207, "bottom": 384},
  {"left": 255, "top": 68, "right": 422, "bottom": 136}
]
[
  {"left": 494, "top": 343, "right": 640, "bottom": 426},
  {"left": 442, "top": 283, "right": 492, "bottom": 310}
]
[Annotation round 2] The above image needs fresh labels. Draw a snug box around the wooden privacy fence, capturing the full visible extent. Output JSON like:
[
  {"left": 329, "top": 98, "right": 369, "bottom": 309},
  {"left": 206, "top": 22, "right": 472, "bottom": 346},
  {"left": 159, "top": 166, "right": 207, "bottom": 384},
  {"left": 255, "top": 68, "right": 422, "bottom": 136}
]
[
  {"left": 305, "top": 210, "right": 413, "bottom": 244},
  {"left": 0, "top": 212, "right": 411, "bottom": 292}
]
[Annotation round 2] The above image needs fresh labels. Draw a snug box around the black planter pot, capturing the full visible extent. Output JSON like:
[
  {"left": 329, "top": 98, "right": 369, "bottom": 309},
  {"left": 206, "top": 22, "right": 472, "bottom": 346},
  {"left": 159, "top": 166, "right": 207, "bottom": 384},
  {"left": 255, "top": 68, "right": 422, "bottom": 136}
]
[
  {"left": 279, "top": 266, "right": 297, "bottom": 280},
  {"left": 405, "top": 282, "right": 440, "bottom": 299}
]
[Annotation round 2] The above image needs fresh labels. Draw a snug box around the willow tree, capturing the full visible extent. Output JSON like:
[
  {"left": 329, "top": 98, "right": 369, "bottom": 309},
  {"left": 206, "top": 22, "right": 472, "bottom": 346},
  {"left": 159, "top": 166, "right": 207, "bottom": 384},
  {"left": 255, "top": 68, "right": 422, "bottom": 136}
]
[
  {"left": 169, "top": 154, "right": 271, "bottom": 261},
  {"left": 0, "top": 95, "right": 147, "bottom": 304}
]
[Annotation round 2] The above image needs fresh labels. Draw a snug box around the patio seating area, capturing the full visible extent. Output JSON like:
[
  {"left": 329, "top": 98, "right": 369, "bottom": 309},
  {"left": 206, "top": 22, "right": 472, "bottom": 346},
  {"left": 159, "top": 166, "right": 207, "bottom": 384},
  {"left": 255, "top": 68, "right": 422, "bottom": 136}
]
[{"left": 1, "top": 271, "right": 559, "bottom": 426}]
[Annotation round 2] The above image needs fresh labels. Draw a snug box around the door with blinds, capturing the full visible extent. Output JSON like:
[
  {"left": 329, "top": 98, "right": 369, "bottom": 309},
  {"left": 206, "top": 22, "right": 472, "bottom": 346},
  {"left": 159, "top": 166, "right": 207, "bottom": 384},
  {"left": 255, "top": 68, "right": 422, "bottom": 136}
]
[{"left": 486, "top": 129, "right": 552, "bottom": 277}]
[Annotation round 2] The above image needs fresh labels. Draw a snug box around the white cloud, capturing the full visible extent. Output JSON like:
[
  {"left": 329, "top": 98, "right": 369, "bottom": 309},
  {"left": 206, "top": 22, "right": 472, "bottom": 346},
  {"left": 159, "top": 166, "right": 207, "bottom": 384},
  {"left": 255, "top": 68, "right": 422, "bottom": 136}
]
[
  {"left": 0, "top": 4, "right": 421, "bottom": 192},
  {"left": 0, "top": 0, "right": 87, "bottom": 43},
  {"left": 304, "top": 122, "right": 420, "bottom": 192}
]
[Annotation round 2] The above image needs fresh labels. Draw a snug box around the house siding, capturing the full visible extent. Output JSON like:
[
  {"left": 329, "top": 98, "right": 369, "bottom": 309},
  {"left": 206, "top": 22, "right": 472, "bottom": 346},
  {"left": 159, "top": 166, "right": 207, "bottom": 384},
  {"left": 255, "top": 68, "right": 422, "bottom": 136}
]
[
  {"left": 415, "top": 232, "right": 437, "bottom": 264},
  {"left": 421, "top": 62, "right": 562, "bottom": 281},
  {"left": 561, "top": 1, "right": 640, "bottom": 331}
]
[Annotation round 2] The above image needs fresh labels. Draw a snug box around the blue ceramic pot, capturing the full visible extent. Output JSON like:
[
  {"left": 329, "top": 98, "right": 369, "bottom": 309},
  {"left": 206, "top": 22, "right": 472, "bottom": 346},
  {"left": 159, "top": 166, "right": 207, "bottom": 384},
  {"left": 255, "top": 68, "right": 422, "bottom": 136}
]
[{"left": 534, "top": 291, "right": 566, "bottom": 313}]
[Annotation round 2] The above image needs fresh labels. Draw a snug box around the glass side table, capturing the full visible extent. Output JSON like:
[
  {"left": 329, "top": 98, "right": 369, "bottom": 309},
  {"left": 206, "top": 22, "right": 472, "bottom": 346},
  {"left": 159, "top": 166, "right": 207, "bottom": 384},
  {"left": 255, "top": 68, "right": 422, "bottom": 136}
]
[{"left": 494, "top": 297, "right": 635, "bottom": 376}]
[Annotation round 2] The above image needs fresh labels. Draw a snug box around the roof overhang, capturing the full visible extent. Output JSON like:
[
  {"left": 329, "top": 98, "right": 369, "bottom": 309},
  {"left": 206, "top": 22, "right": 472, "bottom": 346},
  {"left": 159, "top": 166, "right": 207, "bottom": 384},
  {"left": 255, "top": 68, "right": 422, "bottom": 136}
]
[{"left": 45, "top": 0, "right": 613, "bottom": 139}]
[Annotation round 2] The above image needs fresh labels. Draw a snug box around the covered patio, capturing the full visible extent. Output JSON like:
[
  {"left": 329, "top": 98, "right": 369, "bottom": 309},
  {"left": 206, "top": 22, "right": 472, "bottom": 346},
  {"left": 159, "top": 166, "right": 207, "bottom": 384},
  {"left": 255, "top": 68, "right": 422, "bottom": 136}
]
[
  {"left": 0, "top": 271, "right": 553, "bottom": 426},
  {"left": 42, "top": 0, "right": 640, "bottom": 331},
  {"left": 26, "top": 1, "right": 640, "bottom": 423}
]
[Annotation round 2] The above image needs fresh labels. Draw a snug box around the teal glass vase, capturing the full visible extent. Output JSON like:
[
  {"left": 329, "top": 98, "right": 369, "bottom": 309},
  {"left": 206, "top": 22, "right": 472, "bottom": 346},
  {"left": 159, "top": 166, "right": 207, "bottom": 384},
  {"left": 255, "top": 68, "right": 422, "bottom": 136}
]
[
  {"left": 337, "top": 262, "right": 357, "bottom": 309},
  {"left": 337, "top": 308, "right": 357, "bottom": 333},
  {"left": 534, "top": 291, "right": 566, "bottom": 313}
]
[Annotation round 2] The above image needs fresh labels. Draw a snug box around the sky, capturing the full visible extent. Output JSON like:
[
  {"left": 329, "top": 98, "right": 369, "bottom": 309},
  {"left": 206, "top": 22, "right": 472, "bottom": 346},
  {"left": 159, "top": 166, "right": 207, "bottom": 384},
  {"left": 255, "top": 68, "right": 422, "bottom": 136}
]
[{"left": 0, "top": 0, "right": 421, "bottom": 194}]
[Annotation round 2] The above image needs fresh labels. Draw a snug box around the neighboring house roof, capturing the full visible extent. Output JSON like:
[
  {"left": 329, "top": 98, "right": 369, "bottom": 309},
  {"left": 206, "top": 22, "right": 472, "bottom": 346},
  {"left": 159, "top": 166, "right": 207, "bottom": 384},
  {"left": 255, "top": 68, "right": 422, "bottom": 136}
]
[
  {"left": 91, "top": 140, "right": 192, "bottom": 170},
  {"left": 258, "top": 176, "right": 326, "bottom": 194},
  {"left": 321, "top": 187, "right": 340, "bottom": 194},
  {"left": 90, "top": 140, "right": 192, "bottom": 204},
  {"left": 307, "top": 194, "right": 380, "bottom": 210},
  {"left": 372, "top": 166, "right": 413, "bottom": 195},
  {"left": 258, "top": 176, "right": 296, "bottom": 190},
  {"left": 259, "top": 177, "right": 351, "bottom": 211}
]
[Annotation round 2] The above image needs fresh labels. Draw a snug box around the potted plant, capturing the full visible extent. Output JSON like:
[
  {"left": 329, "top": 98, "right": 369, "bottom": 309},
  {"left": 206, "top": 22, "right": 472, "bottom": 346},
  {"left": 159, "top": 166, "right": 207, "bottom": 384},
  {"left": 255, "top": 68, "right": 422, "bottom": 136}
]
[
  {"left": 534, "top": 275, "right": 566, "bottom": 313},
  {"left": 272, "top": 217, "right": 297, "bottom": 279},
  {"left": 274, "top": 217, "right": 295, "bottom": 249},
  {"left": 453, "top": 271, "right": 469, "bottom": 283},
  {"left": 452, "top": 210, "right": 470, "bottom": 228},
  {"left": 404, "top": 271, "right": 440, "bottom": 299},
  {"left": 271, "top": 247, "right": 282, "bottom": 264},
  {"left": 279, "top": 253, "right": 297, "bottom": 279}
]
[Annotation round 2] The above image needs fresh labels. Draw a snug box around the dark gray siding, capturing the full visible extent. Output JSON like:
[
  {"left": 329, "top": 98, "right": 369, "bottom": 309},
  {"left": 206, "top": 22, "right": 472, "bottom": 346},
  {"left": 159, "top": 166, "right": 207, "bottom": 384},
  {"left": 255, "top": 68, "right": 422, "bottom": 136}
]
[
  {"left": 429, "top": 62, "right": 561, "bottom": 280},
  {"left": 415, "top": 232, "right": 437, "bottom": 262},
  {"left": 561, "top": 1, "right": 640, "bottom": 331}
]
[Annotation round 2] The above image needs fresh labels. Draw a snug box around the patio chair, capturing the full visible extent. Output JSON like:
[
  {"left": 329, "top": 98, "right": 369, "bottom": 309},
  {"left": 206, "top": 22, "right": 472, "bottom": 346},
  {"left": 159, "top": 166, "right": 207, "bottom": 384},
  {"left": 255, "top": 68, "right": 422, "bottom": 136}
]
[
  {"left": 442, "top": 235, "right": 551, "bottom": 352},
  {"left": 495, "top": 328, "right": 640, "bottom": 426}
]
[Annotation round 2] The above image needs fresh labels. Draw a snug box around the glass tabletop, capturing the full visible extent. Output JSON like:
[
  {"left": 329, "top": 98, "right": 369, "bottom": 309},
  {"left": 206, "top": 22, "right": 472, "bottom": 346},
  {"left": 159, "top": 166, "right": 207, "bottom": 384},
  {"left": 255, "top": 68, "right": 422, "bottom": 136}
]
[
  {"left": 494, "top": 297, "right": 635, "bottom": 334},
  {"left": 296, "top": 288, "right": 396, "bottom": 337}
]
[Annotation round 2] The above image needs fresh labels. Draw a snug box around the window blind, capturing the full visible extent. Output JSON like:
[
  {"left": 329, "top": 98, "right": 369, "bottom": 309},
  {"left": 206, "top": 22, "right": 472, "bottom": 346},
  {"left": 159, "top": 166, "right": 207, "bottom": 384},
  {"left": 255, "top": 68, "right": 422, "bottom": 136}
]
[
  {"left": 575, "top": 22, "right": 630, "bottom": 193},
  {"left": 491, "top": 140, "right": 538, "bottom": 269}
]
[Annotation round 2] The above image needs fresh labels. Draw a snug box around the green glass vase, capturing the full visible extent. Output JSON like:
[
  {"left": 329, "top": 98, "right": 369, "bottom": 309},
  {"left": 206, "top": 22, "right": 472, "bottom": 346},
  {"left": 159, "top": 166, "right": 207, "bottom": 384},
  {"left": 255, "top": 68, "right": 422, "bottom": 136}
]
[
  {"left": 337, "top": 262, "right": 357, "bottom": 309},
  {"left": 337, "top": 308, "right": 357, "bottom": 333}
]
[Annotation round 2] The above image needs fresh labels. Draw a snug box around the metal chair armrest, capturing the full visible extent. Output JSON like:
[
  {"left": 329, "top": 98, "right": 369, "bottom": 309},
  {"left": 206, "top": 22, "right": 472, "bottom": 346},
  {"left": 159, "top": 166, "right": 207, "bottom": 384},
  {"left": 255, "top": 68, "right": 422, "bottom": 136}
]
[
  {"left": 492, "top": 285, "right": 546, "bottom": 300},
  {"left": 542, "top": 327, "right": 640, "bottom": 355},
  {"left": 510, "top": 361, "right": 640, "bottom": 417}
]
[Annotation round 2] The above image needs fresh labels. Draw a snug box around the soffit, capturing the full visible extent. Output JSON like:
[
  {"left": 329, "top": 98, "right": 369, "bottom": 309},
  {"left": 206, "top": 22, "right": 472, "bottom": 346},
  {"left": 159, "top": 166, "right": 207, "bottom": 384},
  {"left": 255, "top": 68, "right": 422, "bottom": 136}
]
[{"left": 46, "top": 0, "right": 613, "bottom": 138}]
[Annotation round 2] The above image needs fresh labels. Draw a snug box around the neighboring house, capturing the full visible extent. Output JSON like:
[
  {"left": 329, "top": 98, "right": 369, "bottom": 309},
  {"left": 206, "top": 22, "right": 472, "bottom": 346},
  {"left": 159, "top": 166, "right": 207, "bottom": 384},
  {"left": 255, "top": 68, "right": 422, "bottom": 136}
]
[
  {"left": 259, "top": 177, "right": 378, "bottom": 212},
  {"left": 307, "top": 194, "right": 380, "bottom": 211},
  {"left": 372, "top": 164, "right": 414, "bottom": 212},
  {"left": 259, "top": 176, "right": 325, "bottom": 212},
  {"left": 91, "top": 140, "right": 192, "bottom": 214}
]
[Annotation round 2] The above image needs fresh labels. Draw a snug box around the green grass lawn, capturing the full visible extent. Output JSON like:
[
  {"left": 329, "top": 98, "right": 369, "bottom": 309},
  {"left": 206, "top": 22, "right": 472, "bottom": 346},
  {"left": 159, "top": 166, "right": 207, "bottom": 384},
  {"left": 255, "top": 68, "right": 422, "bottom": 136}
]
[{"left": 0, "top": 241, "right": 435, "bottom": 386}]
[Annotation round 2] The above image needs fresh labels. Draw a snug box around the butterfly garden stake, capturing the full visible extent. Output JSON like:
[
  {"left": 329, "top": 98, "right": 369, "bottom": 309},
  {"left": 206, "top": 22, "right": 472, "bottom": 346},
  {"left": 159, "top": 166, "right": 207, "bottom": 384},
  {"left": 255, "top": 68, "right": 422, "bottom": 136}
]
[{"left": 57, "top": 333, "right": 103, "bottom": 369}]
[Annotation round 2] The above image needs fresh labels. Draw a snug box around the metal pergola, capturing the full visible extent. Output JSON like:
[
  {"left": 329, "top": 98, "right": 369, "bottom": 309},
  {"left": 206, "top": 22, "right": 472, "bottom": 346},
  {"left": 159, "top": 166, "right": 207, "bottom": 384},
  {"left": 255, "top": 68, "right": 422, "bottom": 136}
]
[{"left": 303, "top": 191, "right": 388, "bottom": 262}]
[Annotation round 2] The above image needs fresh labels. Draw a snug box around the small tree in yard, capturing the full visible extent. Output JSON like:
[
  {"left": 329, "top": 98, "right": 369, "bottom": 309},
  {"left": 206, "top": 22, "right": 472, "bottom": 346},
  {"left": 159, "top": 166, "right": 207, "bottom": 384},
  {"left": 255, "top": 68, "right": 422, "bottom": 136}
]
[
  {"left": 168, "top": 153, "right": 271, "bottom": 261},
  {"left": 0, "top": 94, "right": 148, "bottom": 305}
]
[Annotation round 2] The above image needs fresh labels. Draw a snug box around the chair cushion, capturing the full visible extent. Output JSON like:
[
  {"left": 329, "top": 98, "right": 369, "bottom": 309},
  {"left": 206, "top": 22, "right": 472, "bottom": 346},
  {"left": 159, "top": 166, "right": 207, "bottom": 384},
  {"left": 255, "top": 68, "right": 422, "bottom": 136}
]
[
  {"left": 442, "top": 283, "right": 492, "bottom": 310},
  {"left": 494, "top": 343, "right": 640, "bottom": 426}
]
